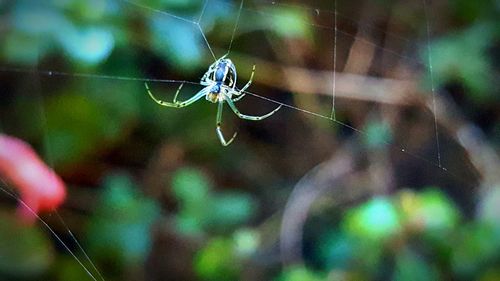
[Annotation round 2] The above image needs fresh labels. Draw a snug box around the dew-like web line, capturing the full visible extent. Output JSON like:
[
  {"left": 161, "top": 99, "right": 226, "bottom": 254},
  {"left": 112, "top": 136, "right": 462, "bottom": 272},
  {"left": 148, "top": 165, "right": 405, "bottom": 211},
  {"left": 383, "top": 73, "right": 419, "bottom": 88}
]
[
  {"left": 219, "top": 1, "right": 425, "bottom": 67},
  {"left": 122, "top": 0, "right": 194, "bottom": 24},
  {"left": 0, "top": 0, "right": 447, "bottom": 173},
  {"left": 258, "top": 0, "right": 412, "bottom": 44},
  {"left": 423, "top": 0, "right": 442, "bottom": 168},
  {"left": 122, "top": 0, "right": 217, "bottom": 61},
  {"left": 1, "top": 63, "right": 449, "bottom": 174},
  {"left": 125, "top": 0, "right": 425, "bottom": 67},
  {"left": 54, "top": 212, "right": 107, "bottom": 281},
  {"left": 242, "top": 89, "right": 450, "bottom": 174},
  {"left": 330, "top": 0, "right": 337, "bottom": 120},
  {"left": 32, "top": 59, "right": 106, "bottom": 280},
  {"left": 0, "top": 179, "right": 101, "bottom": 281},
  {"left": 198, "top": 0, "right": 210, "bottom": 23},
  {"left": 0, "top": 66, "right": 202, "bottom": 86},
  {"left": 3, "top": 81, "right": 107, "bottom": 279},
  {"left": 226, "top": 0, "right": 246, "bottom": 56},
  {"left": 196, "top": 23, "right": 218, "bottom": 61}
]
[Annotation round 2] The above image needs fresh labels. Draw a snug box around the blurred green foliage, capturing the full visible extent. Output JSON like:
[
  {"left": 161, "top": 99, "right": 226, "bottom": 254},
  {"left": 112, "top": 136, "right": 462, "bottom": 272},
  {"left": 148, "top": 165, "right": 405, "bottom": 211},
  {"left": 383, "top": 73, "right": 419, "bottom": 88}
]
[
  {"left": 171, "top": 167, "right": 259, "bottom": 280},
  {"left": 0, "top": 212, "right": 53, "bottom": 279},
  {"left": 422, "top": 0, "right": 499, "bottom": 105},
  {"left": 86, "top": 172, "right": 160, "bottom": 266},
  {"left": 275, "top": 266, "right": 326, "bottom": 281},
  {"left": 393, "top": 248, "right": 439, "bottom": 281},
  {"left": 343, "top": 196, "right": 402, "bottom": 242},
  {"left": 43, "top": 79, "right": 141, "bottom": 167},
  {"left": 194, "top": 237, "right": 240, "bottom": 281},
  {"left": 4, "top": 0, "right": 116, "bottom": 66},
  {"left": 400, "top": 189, "right": 460, "bottom": 235},
  {"left": 425, "top": 22, "right": 497, "bottom": 103},
  {"left": 309, "top": 187, "right": 500, "bottom": 280},
  {"left": 5, "top": 183, "right": 499, "bottom": 280},
  {"left": 2, "top": 0, "right": 312, "bottom": 69},
  {"left": 172, "top": 167, "right": 257, "bottom": 235},
  {"left": 260, "top": 7, "right": 312, "bottom": 39}
]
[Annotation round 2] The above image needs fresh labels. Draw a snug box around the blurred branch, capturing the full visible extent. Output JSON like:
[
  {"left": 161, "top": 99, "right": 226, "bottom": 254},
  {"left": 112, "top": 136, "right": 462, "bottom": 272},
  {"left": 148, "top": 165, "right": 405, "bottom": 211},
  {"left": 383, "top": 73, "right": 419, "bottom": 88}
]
[
  {"left": 232, "top": 51, "right": 419, "bottom": 105},
  {"left": 280, "top": 145, "right": 354, "bottom": 265},
  {"left": 433, "top": 92, "right": 500, "bottom": 188}
]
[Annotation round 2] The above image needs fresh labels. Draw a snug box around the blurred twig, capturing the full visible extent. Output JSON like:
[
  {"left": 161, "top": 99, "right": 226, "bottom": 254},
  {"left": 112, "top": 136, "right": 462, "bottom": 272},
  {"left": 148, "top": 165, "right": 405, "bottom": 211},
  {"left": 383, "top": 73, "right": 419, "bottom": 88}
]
[
  {"left": 230, "top": 50, "right": 419, "bottom": 105},
  {"left": 280, "top": 145, "right": 354, "bottom": 265},
  {"left": 433, "top": 92, "right": 500, "bottom": 188}
]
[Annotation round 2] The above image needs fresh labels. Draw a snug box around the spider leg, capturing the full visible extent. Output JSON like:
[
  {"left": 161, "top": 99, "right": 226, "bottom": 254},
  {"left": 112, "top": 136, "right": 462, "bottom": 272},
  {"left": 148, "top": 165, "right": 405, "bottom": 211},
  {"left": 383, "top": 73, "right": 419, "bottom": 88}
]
[
  {"left": 145, "top": 83, "right": 208, "bottom": 108},
  {"left": 201, "top": 69, "right": 213, "bottom": 83},
  {"left": 216, "top": 100, "right": 238, "bottom": 146},
  {"left": 221, "top": 85, "right": 245, "bottom": 102},
  {"left": 239, "top": 64, "right": 255, "bottom": 93},
  {"left": 226, "top": 98, "right": 282, "bottom": 121},
  {"left": 228, "top": 64, "right": 255, "bottom": 103},
  {"left": 230, "top": 64, "right": 255, "bottom": 102},
  {"left": 232, "top": 93, "right": 246, "bottom": 102}
]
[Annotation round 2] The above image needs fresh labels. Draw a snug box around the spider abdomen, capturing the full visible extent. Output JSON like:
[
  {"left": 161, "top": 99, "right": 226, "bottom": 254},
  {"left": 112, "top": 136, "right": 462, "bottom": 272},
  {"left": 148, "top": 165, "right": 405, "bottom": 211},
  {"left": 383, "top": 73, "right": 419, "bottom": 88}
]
[
  {"left": 212, "top": 59, "right": 236, "bottom": 88},
  {"left": 207, "top": 83, "right": 222, "bottom": 103},
  {"left": 211, "top": 84, "right": 221, "bottom": 94},
  {"left": 215, "top": 65, "right": 226, "bottom": 82}
]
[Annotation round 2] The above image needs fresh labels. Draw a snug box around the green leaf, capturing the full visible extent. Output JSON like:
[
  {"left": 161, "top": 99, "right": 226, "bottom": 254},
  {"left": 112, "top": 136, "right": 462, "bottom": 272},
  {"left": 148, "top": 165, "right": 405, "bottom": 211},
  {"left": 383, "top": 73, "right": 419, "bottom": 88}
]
[
  {"left": 393, "top": 248, "right": 439, "bottom": 281},
  {"left": 233, "top": 228, "right": 260, "bottom": 257},
  {"left": 451, "top": 0, "right": 496, "bottom": 22},
  {"left": 423, "top": 22, "right": 496, "bottom": 103},
  {"left": 343, "top": 197, "right": 402, "bottom": 241},
  {"left": 176, "top": 210, "right": 205, "bottom": 235},
  {"left": 478, "top": 268, "right": 500, "bottom": 281},
  {"left": 318, "top": 230, "right": 354, "bottom": 269},
  {"left": 417, "top": 189, "right": 460, "bottom": 232},
  {"left": 207, "top": 191, "right": 256, "bottom": 229},
  {"left": 57, "top": 26, "right": 115, "bottom": 65},
  {"left": 0, "top": 212, "right": 53, "bottom": 278},
  {"left": 275, "top": 266, "right": 326, "bottom": 281},
  {"left": 2, "top": 32, "right": 45, "bottom": 65},
  {"left": 12, "top": 1, "right": 66, "bottom": 35},
  {"left": 149, "top": 15, "right": 203, "bottom": 71},
  {"left": 400, "top": 188, "right": 460, "bottom": 235},
  {"left": 264, "top": 7, "right": 312, "bottom": 39},
  {"left": 87, "top": 172, "right": 161, "bottom": 265},
  {"left": 41, "top": 83, "right": 137, "bottom": 168},
  {"left": 171, "top": 167, "right": 211, "bottom": 205},
  {"left": 194, "top": 237, "right": 239, "bottom": 281},
  {"left": 44, "top": 93, "right": 107, "bottom": 167},
  {"left": 452, "top": 223, "right": 500, "bottom": 278}
]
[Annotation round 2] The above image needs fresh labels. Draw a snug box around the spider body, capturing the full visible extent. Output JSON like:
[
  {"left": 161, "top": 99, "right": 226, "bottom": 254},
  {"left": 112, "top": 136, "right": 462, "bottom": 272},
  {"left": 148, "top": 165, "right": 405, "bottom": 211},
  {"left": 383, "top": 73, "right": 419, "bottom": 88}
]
[
  {"left": 145, "top": 55, "right": 281, "bottom": 146},
  {"left": 206, "top": 58, "right": 236, "bottom": 103}
]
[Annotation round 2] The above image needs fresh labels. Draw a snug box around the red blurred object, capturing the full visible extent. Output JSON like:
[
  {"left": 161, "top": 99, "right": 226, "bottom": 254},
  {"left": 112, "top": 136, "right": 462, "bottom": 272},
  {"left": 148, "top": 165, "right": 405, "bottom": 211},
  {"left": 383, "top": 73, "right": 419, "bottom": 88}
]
[{"left": 0, "top": 134, "right": 66, "bottom": 223}]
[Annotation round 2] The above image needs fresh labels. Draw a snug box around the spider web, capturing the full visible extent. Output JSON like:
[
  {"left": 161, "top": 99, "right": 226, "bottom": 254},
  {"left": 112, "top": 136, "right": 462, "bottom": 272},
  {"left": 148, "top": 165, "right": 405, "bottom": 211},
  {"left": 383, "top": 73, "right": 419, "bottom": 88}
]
[
  {"left": 1, "top": 0, "right": 444, "bottom": 168},
  {"left": 0, "top": 0, "right": 479, "bottom": 279},
  {"left": 125, "top": 0, "right": 445, "bottom": 169}
]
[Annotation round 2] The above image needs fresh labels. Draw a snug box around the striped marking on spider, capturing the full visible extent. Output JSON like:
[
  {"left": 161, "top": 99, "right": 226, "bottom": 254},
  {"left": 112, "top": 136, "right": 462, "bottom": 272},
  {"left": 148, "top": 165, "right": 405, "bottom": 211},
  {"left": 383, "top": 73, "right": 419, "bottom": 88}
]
[{"left": 145, "top": 55, "right": 282, "bottom": 146}]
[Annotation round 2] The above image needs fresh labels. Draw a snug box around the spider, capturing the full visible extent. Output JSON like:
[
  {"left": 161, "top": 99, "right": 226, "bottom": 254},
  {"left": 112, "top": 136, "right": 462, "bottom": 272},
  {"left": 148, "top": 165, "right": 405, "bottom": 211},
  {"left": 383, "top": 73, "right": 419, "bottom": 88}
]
[{"left": 145, "top": 55, "right": 282, "bottom": 146}]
